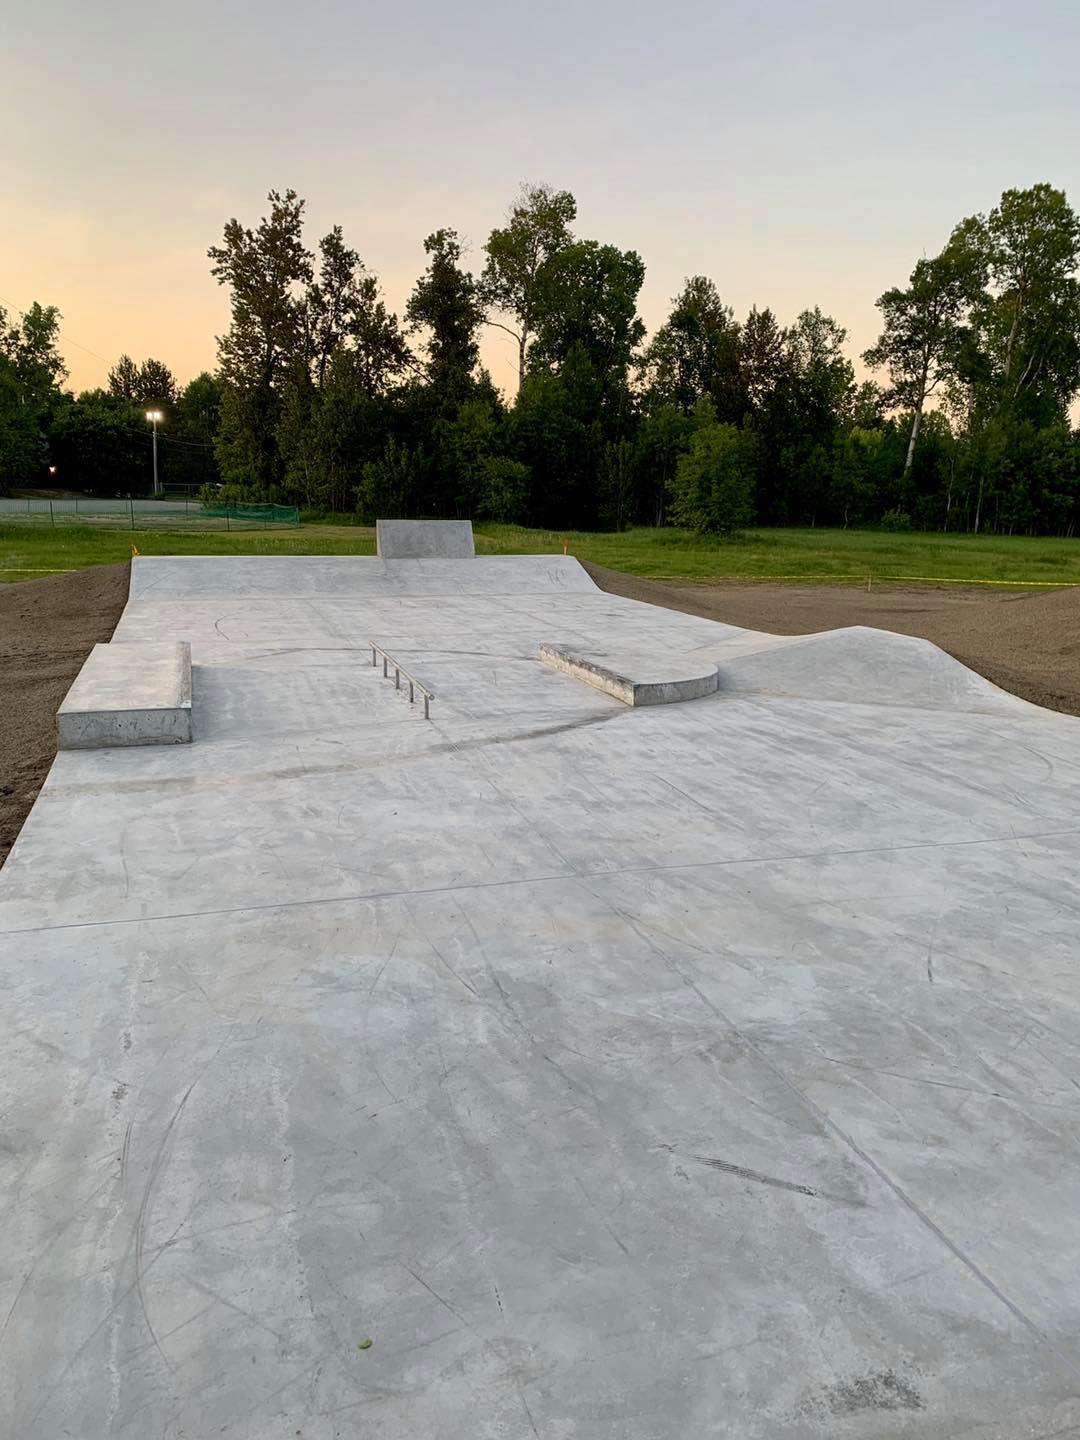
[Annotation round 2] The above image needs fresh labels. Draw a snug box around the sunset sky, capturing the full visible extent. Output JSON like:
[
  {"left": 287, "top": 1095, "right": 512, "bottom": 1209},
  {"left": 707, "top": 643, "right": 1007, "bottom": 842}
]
[{"left": 4, "top": 0, "right": 1079, "bottom": 396}]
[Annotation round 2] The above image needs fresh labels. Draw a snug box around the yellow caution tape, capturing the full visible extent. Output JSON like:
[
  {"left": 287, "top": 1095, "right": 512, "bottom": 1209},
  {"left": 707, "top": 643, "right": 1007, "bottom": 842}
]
[{"left": 672, "top": 572, "right": 1079, "bottom": 588}]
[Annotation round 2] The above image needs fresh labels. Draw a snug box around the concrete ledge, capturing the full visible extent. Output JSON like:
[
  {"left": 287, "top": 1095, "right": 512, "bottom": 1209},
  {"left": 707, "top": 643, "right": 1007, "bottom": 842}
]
[
  {"left": 376, "top": 519, "right": 475, "bottom": 559},
  {"left": 539, "top": 644, "right": 718, "bottom": 706},
  {"left": 58, "top": 642, "right": 192, "bottom": 749}
]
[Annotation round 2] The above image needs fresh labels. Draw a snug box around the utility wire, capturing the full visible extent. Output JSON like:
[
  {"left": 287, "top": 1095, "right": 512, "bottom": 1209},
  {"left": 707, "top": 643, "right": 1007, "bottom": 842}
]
[
  {"left": 0, "top": 293, "right": 115, "bottom": 370},
  {"left": 112, "top": 425, "right": 216, "bottom": 450},
  {"left": 2, "top": 294, "right": 219, "bottom": 450}
]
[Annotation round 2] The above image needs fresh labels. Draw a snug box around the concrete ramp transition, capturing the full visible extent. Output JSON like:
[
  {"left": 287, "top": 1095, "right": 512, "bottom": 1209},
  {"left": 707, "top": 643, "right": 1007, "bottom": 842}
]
[{"left": 376, "top": 517, "right": 475, "bottom": 558}]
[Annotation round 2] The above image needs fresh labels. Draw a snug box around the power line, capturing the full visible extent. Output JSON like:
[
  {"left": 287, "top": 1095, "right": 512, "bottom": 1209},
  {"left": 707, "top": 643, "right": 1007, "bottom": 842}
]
[
  {"left": 2, "top": 293, "right": 220, "bottom": 450},
  {"left": 111, "top": 423, "right": 216, "bottom": 450},
  {"left": 0, "top": 293, "right": 115, "bottom": 370}
]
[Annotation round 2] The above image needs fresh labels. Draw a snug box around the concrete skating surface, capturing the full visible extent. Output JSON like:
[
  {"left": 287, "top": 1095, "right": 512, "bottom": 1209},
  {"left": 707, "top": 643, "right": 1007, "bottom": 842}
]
[
  {"left": 376, "top": 518, "right": 475, "bottom": 558},
  {"left": 3, "top": 555, "right": 1080, "bottom": 1438}
]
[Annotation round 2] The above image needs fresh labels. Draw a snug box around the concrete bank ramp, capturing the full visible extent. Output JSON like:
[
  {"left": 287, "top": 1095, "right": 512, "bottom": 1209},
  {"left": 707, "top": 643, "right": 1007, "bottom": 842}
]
[
  {"left": 125, "top": 553, "right": 598, "bottom": 600},
  {"left": 376, "top": 519, "right": 475, "bottom": 558},
  {"left": 714, "top": 624, "right": 1035, "bottom": 714}
]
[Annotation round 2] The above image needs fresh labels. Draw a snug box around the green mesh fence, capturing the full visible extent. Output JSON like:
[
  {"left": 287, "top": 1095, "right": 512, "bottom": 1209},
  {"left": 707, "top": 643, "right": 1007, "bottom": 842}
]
[{"left": 0, "top": 497, "right": 301, "bottom": 530}]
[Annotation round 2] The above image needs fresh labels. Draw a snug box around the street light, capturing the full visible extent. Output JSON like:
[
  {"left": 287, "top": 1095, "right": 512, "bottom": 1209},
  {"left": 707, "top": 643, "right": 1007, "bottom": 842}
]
[{"left": 145, "top": 410, "right": 163, "bottom": 497}]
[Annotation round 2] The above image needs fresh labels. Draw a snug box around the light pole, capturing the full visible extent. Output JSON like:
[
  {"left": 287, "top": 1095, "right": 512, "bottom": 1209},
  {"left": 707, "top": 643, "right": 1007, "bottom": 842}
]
[{"left": 146, "top": 410, "right": 163, "bottom": 497}]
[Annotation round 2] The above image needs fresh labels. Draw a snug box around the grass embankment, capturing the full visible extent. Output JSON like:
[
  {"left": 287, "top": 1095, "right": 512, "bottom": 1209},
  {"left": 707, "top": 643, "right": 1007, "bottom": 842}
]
[
  {"left": 474, "top": 525, "right": 1080, "bottom": 585},
  {"left": 3, "top": 518, "right": 1080, "bottom": 586},
  {"left": 0, "top": 524, "right": 378, "bottom": 580}
]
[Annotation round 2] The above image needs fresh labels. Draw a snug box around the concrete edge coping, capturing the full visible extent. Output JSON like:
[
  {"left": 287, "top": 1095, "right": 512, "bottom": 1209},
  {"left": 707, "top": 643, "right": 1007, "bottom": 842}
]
[
  {"left": 538, "top": 643, "right": 719, "bottom": 707},
  {"left": 57, "top": 640, "right": 193, "bottom": 750}
]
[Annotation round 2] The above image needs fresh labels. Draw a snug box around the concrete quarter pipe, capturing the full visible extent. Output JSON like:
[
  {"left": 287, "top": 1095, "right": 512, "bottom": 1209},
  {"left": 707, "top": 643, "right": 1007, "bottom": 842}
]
[{"left": 2, "top": 553, "right": 1080, "bottom": 1438}]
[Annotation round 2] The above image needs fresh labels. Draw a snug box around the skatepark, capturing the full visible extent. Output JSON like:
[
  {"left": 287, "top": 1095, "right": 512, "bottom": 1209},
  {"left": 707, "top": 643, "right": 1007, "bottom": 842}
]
[{"left": 3, "top": 523, "right": 1080, "bottom": 1437}]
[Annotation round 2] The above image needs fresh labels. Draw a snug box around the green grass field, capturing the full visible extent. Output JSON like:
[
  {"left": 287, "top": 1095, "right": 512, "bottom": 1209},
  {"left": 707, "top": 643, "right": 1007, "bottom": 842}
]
[{"left": 3, "top": 518, "right": 1080, "bottom": 587}]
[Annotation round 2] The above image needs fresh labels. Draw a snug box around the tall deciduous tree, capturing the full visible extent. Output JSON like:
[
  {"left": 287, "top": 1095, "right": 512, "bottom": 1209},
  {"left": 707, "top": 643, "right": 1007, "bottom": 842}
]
[
  {"left": 738, "top": 307, "right": 788, "bottom": 413},
  {"left": 983, "top": 184, "right": 1080, "bottom": 388},
  {"left": 0, "top": 302, "right": 67, "bottom": 487},
  {"left": 863, "top": 233, "right": 984, "bottom": 485},
  {"left": 209, "top": 188, "right": 312, "bottom": 491},
  {"left": 1, "top": 302, "right": 67, "bottom": 403},
  {"left": 671, "top": 419, "right": 755, "bottom": 535},
  {"left": 638, "top": 276, "right": 743, "bottom": 419},
  {"left": 529, "top": 240, "right": 645, "bottom": 379},
  {"left": 481, "top": 183, "right": 577, "bottom": 391}
]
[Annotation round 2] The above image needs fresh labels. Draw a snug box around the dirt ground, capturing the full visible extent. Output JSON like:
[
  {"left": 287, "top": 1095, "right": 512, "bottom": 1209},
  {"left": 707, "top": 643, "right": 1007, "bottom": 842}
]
[
  {"left": 584, "top": 562, "right": 1080, "bottom": 717},
  {"left": 0, "top": 564, "right": 129, "bottom": 866},
  {"left": 2, "top": 560, "right": 1079, "bottom": 869}
]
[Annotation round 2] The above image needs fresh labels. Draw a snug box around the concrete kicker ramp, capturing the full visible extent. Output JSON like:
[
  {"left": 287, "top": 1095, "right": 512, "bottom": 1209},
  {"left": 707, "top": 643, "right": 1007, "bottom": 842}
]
[
  {"left": 376, "top": 518, "right": 475, "bottom": 558},
  {"left": 540, "top": 641, "right": 719, "bottom": 705},
  {"left": 4, "top": 553, "right": 1080, "bottom": 1438}
]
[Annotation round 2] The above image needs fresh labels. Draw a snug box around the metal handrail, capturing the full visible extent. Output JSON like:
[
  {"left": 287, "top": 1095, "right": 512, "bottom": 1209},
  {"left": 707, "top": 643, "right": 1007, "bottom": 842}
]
[{"left": 368, "top": 642, "right": 435, "bottom": 720}]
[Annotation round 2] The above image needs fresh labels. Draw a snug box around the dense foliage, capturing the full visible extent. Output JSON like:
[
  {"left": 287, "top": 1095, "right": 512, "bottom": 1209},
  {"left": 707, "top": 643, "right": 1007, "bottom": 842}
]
[{"left": 4, "top": 180, "right": 1080, "bottom": 535}]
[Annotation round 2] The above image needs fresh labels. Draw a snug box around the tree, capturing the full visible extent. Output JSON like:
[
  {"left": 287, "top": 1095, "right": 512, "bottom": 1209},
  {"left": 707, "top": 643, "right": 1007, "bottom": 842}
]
[
  {"left": 347, "top": 272, "right": 410, "bottom": 399},
  {"left": 481, "top": 183, "right": 577, "bottom": 391},
  {"left": 633, "top": 403, "right": 692, "bottom": 525},
  {"left": 169, "top": 372, "right": 223, "bottom": 491},
  {"left": 671, "top": 419, "right": 755, "bottom": 535},
  {"left": 0, "top": 354, "right": 46, "bottom": 489},
  {"left": 108, "top": 354, "right": 140, "bottom": 399},
  {"left": 305, "top": 226, "right": 362, "bottom": 389},
  {"left": 138, "top": 358, "right": 177, "bottom": 406},
  {"left": 108, "top": 355, "right": 176, "bottom": 405},
  {"left": 597, "top": 438, "right": 635, "bottom": 530},
  {"left": 982, "top": 184, "right": 1080, "bottom": 389},
  {"left": 638, "top": 276, "right": 743, "bottom": 419},
  {"left": 1, "top": 302, "right": 67, "bottom": 399},
  {"left": 529, "top": 240, "right": 645, "bottom": 379},
  {"left": 48, "top": 390, "right": 149, "bottom": 494},
  {"left": 209, "top": 188, "right": 312, "bottom": 492},
  {"left": 510, "top": 368, "right": 590, "bottom": 527},
  {"left": 864, "top": 233, "right": 984, "bottom": 488},
  {"left": 739, "top": 307, "right": 788, "bottom": 413},
  {"left": 477, "top": 455, "right": 530, "bottom": 522},
  {"left": 0, "top": 302, "right": 67, "bottom": 488},
  {"left": 434, "top": 394, "right": 503, "bottom": 515},
  {"left": 356, "top": 438, "right": 422, "bottom": 522},
  {"left": 406, "top": 229, "right": 484, "bottom": 404}
]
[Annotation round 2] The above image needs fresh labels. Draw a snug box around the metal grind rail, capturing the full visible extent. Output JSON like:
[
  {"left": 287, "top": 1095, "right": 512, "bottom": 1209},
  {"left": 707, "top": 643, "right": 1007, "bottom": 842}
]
[{"left": 368, "top": 642, "right": 434, "bottom": 719}]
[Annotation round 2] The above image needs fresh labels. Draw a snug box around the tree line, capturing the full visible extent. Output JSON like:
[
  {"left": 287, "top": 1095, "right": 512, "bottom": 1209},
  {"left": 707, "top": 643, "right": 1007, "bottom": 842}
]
[{"left": 3, "top": 180, "right": 1080, "bottom": 535}]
